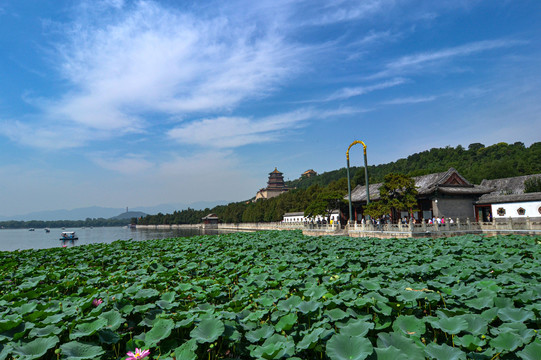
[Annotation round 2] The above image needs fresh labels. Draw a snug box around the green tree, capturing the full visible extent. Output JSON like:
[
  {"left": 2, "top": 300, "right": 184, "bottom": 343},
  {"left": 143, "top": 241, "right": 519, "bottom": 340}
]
[
  {"left": 304, "top": 179, "right": 348, "bottom": 221},
  {"left": 364, "top": 173, "right": 418, "bottom": 222}
]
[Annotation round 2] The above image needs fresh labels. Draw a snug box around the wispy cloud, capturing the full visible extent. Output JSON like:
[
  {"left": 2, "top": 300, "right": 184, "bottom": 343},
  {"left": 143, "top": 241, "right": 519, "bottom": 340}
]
[
  {"left": 6, "top": 1, "right": 308, "bottom": 149},
  {"left": 381, "top": 95, "right": 437, "bottom": 105},
  {"left": 325, "top": 78, "right": 407, "bottom": 101},
  {"left": 167, "top": 107, "right": 362, "bottom": 148},
  {"left": 371, "top": 39, "right": 525, "bottom": 79}
]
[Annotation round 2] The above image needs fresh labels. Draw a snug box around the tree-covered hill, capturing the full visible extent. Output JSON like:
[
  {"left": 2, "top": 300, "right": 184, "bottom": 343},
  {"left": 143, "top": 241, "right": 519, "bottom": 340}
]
[
  {"left": 287, "top": 141, "right": 541, "bottom": 189},
  {"left": 137, "top": 141, "right": 541, "bottom": 225}
]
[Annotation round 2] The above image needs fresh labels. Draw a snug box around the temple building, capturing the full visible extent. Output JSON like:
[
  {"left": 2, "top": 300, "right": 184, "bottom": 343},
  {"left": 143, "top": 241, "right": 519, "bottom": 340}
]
[
  {"left": 348, "top": 168, "right": 493, "bottom": 222},
  {"left": 475, "top": 174, "right": 541, "bottom": 221},
  {"left": 302, "top": 169, "right": 317, "bottom": 178},
  {"left": 255, "top": 168, "right": 288, "bottom": 201}
]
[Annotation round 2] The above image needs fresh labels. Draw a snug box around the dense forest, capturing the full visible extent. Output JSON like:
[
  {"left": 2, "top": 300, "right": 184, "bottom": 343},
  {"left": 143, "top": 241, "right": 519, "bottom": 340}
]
[
  {"left": 0, "top": 217, "right": 131, "bottom": 230},
  {"left": 138, "top": 141, "right": 541, "bottom": 225}
]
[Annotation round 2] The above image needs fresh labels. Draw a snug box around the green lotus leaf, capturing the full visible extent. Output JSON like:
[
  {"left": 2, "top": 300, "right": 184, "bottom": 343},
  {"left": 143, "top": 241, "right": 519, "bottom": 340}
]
[
  {"left": 304, "top": 286, "right": 327, "bottom": 300},
  {"left": 257, "top": 295, "right": 275, "bottom": 307},
  {"left": 0, "top": 317, "right": 22, "bottom": 332},
  {"left": 245, "top": 325, "right": 275, "bottom": 343},
  {"left": 338, "top": 319, "right": 374, "bottom": 337},
  {"left": 296, "top": 327, "right": 326, "bottom": 351},
  {"left": 277, "top": 296, "right": 302, "bottom": 312},
  {"left": 374, "top": 346, "right": 409, "bottom": 360},
  {"left": 297, "top": 300, "right": 321, "bottom": 314},
  {"left": 42, "top": 313, "right": 65, "bottom": 324},
  {"left": 190, "top": 318, "right": 225, "bottom": 343},
  {"left": 429, "top": 316, "right": 468, "bottom": 334},
  {"left": 392, "top": 315, "right": 425, "bottom": 337},
  {"left": 13, "top": 302, "right": 38, "bottom": 315},
  {"left": 361, "top": 280, "right": 380, "bottom": 290},
  {"left": 28, "top": 324, "right": 63, "bottom": 338},
  {"left": 133, "top": 288, "right": 159, "bottom": 300},
  {"left": 174, "top": 339, "right": 197, "bottom": 360},
  {"left": 11, "top": 335, "right": 59, "bottom": 359},
  {"left": 465, "top": 291, "right": 495, "bottom": 310},
  {"left": 424, "top": 343, "right": 466, "bottom": 360},
  {"left": 69, "top": 318, "right": 108, "bottom": 340},
  {"left": 99, "top": 310, "right": 124, "bottom": 331},
  {"left": 97, "top": 328, "right": 120, "bottom": 344},
  {"left": 275, "top": 313, "right": 297, "bottom": 332},
  {"left": 145, "top": 318, "right": 175, "bottom": 347},
  {"left": 377, "top": 332, "right": 424, "bottom": 360},
  {"left": 324, "top": 308, "right": 349, "bottom": 322},
  {"left": 460, "top": 314, "right": 488, "bottom": 336},
  {"left": 156, "top": 300, "right": 174, "bottom": 309},
  {"left": 490, "top": 332, "right": 523, "bottom": 352},
  {"left": 326, "top": 333, "right": 373, "bottom": 360},
  {"left": 517, "top": 339, "right": 541, "bottom": 360},
  {"left": 250, "top": 334, "right": 295, "bottom": 359},
  {"left": 453, "top": 334, "right": 486, "bottom": 351},
  {"left": 161, "top": 291, "right": 176, "bottom": 302},
  {"left": 59, "top": 341, "right": 106, "bottom": 359},
  {"left": 498, "top": 307, "right": 535, "bottom": 322}
]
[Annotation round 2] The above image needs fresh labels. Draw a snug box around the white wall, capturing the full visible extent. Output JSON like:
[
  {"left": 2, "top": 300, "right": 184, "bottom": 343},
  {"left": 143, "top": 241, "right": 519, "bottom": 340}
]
[{"left": 492, "top": 201, "right": 541, "bottom": 218}]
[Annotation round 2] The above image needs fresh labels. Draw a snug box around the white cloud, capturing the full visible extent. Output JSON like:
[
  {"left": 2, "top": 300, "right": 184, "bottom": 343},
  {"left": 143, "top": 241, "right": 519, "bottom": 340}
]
[
  {"left": 167, "top": 107, "right": 363, "bottom": 148},
  {"left": 167, "top": 109, "right": 315, "bottom": 148},
  {"left": 381, "top": 95, "right": 437, "bottom": 105},
  {"left": 371, "top": 39, "right": 525, "bottom": 78},
  {"left": 325, "top": 78, "right": 407, "bottom": 101},
  {"left": 9, "top": 0, "right": 306, "bottom": 148}
]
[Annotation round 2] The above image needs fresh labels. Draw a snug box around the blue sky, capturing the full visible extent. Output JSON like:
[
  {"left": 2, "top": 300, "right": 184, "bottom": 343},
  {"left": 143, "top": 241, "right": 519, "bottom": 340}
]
[{"left": 0, "top": 0, "right": 540, "bottom": 216}]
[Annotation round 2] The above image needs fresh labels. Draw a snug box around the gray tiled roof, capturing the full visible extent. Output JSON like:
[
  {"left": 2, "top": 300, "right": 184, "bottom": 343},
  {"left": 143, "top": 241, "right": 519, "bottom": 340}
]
[
  {"left": 476, "top": 192, "right": 541, "bottom": 204},
  {"left": 349, "top": 168, "right": 493, "bottom": 203},
  {"left": 480, "top": 174, "right": 541, "bottom": 195}
]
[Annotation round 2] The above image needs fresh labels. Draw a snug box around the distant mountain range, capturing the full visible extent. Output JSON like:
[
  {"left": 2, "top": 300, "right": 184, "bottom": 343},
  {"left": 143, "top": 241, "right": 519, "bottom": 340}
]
[{"left": 0, "top": 201, "right": 226, "bottom": 221}]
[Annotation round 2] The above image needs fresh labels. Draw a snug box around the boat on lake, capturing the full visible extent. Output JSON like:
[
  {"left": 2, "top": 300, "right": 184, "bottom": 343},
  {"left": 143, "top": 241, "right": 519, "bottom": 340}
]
[
  {"left": 45, "top": 228, "right": 50, "bottom": 233},
  {"left": 60, "top": 231, "right": 78, "bottom": 241}
]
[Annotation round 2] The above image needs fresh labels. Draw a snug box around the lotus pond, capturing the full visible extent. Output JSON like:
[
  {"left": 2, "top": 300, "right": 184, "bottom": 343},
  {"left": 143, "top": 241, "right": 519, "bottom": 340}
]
[{"left": 0, "top": 231, "right": 539, "bottom": 360}]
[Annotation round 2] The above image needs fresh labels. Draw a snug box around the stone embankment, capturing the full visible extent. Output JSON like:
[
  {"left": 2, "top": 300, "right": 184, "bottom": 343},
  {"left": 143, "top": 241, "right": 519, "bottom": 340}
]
[{"left": 135, "top": 218, "right": 541, "bottom": 238}]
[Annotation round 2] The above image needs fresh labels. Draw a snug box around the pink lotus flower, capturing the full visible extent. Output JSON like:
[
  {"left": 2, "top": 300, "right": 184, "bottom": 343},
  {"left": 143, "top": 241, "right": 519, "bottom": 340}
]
[
  {"left": 92, "top": 298, "right": 103, "bottom": 307},
  {"left": 126, "top": 348, "right": 150, "bottom": 360}
]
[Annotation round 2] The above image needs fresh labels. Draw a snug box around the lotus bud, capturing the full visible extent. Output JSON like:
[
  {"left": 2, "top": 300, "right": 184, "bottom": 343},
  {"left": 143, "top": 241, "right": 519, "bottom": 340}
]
[{"left": 54, "top": 349, "right": 61, "bottom": 354}]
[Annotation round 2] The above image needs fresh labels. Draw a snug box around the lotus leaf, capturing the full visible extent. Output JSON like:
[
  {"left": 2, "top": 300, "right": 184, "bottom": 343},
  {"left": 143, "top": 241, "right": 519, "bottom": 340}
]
[
  {"left": 377, "top": 332, "right": 425, "bottom": 360},
  {"left": 296, "top": 327, "right": 326, "bottom": 350},
  {"left": 374, "top": 346, "right": 410, "bottom": 360},
  {"left": 11, "top": 335, "right": 59, "bottom": 359},
  {"left": 428, "top": 316, "right": 468, "bottom": 334},
  {"left": 28, "top": 324, "right": 63, "bottom": 338},
  {"left": 453, "top": 334, "right": 486, "bottom": 351},
  {"left": 517, "top": 339, "right": 541, "bottom": 360},
  {"left": 69, "top": 318, "right": 108, "bottom": 340},
  {"left": 145, "top": 318, "right": 175, "bottom": 347},
  {"left": 275, "top": 313, "right": 298, "bottom": 332},
  {"left": 99, "top": 310, "right": 123, "bottom": 331},
  {"left": 297, "top": 300, "right": 321, "bottom": 314},
  {"left": 173, "top": 339, "right": 197, "bottom": 360},
  {"left": 326, "top": 333, "right": 373, "bottom": 360},
  {"left": 392, "top": 315, "right": 426, "bottom": 337},
  {"left": 498, "top": 307, "right": 535, "bottom": 322},
  {"left": 190, "top": 318, "right": 225, "bottom": 343},
  {"left": 490, "top": 332, "right": 523, "bottom": 352},
  {"left": 338, "top": 319, "right": 374, "bottom": 337},
  {"left": 59, "top": 341, "right": 106, "bottom": 359},
  {"left": 250, "top": 334, "right": 295, "bottom": 359},
  {"left": 424, "top": 343, "right": 466, "bottom": 360},
  {"left": 245, "top": 325, "right": 275, "bottom": 343}
]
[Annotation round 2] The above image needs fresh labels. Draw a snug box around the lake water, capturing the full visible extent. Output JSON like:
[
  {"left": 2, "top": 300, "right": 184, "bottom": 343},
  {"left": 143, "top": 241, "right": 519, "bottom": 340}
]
[{"left": 0, "top": 227, "right": 223, "bottom": 252}]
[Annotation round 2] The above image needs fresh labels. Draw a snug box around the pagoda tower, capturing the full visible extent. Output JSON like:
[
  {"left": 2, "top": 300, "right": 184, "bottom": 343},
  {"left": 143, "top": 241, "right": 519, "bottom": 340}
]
[{"left": 255, "top": 168, "right": 288, "bottom": 200}]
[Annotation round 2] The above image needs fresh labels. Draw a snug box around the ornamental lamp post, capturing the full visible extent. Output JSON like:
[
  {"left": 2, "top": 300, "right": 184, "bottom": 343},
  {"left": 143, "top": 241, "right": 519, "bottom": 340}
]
[{"left": 346, "top": 140, "right": 370, "bottom": 225}]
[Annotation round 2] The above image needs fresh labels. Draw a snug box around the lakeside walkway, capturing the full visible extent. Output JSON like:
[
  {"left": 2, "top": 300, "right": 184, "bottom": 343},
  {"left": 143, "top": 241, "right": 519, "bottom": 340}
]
[{"left": 136, "top": 217, "right": 541, "bottom": 238}]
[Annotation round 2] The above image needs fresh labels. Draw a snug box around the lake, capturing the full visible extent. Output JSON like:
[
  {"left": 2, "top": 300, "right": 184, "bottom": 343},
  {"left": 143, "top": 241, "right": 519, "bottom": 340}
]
[{"left": 0, "top": 226, "right": 224, "bottom": 252}]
